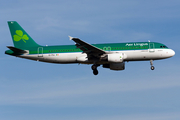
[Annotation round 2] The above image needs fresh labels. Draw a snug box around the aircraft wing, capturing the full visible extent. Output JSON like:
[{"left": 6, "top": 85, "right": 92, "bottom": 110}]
[{"left": 69, "top": 36, "right": 106, "bottom": 58}]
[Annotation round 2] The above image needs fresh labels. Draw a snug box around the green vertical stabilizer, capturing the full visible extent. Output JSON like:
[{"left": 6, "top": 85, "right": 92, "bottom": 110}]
[{"left": 8, "top": 21, "right": 41, "bottom": 49}]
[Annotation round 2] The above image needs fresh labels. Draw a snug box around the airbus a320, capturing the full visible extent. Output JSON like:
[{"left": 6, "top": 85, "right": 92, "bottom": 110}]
[{"left": 5, "top": 21, "right": 175, "bottom": 75}]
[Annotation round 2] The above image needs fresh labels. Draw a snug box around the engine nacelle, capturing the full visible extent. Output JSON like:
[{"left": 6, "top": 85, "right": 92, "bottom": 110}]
[
  {"left": 103, "top": 62, "right": 125, "bottom": 71},
  {"left": 108, "top": 53, "right": 125, "bottom": 62}
]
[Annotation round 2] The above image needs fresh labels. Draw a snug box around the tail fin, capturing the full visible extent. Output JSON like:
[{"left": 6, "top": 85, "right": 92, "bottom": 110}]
[{"left": 8, "top": 21, "right": 41, "bottom": 49}]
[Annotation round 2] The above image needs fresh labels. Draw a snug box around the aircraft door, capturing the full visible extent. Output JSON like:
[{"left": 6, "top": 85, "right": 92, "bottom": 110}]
[
  {"left": 38, "top": 47, "right": 43, "bottom": 57},
  {"left": 149, "top": 43, "right": 155, "bottom": 52}
]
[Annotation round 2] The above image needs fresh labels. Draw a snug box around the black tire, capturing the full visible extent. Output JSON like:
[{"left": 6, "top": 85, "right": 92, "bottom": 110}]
[
  {"left": 151, "top": 66, "right": 155, "bottom": 70},
  {"left": 93, "top": 69, "right": 98, "bottom": 75}
]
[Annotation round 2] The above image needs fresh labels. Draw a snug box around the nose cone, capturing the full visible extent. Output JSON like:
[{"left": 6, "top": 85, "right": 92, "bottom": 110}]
[{"left": 169, "top": 49, "right": 175, "bottom": 57}]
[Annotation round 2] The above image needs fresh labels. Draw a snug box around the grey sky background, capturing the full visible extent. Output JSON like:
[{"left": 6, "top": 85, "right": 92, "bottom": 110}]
[{"left": 0, "top": 0, "right": 180, "bottom": 120}]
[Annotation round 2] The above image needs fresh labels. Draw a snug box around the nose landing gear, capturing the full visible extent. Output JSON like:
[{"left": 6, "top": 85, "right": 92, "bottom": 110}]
[
  {"left": 91, "top": 64, "right": 100, "bottom": 75},
  {"left": 151, "top": 66, "right": 155, "bottom": 70},
  {"left": 150, "top": 60, "right": 155, "bottom": 70}
]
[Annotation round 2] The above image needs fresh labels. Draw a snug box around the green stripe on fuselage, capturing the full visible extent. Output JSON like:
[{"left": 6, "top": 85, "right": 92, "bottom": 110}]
[{"left": 28, "top": 42, "right": 168, "bottom": 55}]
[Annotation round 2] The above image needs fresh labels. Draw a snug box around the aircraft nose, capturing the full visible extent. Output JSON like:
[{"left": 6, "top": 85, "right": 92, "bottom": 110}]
[{"left": 169, "top": 49, "right": 175, "bottom": 57}]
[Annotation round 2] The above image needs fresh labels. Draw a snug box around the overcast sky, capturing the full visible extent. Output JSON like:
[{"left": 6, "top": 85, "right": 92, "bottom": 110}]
[{"left": 0, "top": 0, "right": 180, "bottom": 120}]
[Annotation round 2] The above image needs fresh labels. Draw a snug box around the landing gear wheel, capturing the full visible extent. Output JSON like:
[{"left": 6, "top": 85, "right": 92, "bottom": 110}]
[
  {"left": 150, "top": 60, "right": 155, "bottom": 70},
  {"left": 151, "top": 66, "right": 155, "bottom": 70},
  {"left": 91, "top": 64, "right": 100, "bottom": 75},
  {"left": 93, "top": 69, "right": 98, "bottom": 75}
]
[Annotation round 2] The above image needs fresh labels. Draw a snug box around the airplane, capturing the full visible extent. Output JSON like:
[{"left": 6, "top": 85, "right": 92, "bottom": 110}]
[{"left": 5, "top": 21, "right": 175, "bottom": 75}]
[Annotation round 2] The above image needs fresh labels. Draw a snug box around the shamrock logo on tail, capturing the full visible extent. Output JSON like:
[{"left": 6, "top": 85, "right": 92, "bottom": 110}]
[{"left": 13, "top": 30, "right": 29, "bottom": 43}]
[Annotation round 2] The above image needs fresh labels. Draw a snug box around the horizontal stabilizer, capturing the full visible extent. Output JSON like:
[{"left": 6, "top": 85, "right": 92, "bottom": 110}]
[{"left": 7, "top": 46, "right": 27, "bottom": 54}]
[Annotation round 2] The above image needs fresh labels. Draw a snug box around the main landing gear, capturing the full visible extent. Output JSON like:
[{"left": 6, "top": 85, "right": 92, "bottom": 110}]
[
  {"left": 150, "top": 60, "right": 155, "bottom": 70},
  {"left": 91, "top": 64, "right": 100, "bottom": 75}
]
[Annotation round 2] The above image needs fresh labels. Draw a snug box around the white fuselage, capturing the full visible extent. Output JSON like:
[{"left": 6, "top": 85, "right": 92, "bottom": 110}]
[{"left": 19, "top": 48, "right": 175, "bottom": 64}]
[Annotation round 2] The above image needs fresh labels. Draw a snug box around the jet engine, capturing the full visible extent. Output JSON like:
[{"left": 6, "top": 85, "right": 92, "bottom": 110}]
[{"left": 107, "top": 53, "right": 127, "bottom": 62}]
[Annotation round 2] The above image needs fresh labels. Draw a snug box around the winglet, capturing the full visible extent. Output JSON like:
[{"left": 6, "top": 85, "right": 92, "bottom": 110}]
[{"left": 68, "top": 36, "right": 73, "bottom": 40}]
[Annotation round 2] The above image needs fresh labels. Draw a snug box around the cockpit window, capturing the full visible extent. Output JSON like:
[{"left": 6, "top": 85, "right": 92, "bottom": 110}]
[{"left": 160, "top": 45, "right": 168, "bottom": 48}]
